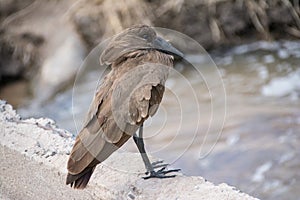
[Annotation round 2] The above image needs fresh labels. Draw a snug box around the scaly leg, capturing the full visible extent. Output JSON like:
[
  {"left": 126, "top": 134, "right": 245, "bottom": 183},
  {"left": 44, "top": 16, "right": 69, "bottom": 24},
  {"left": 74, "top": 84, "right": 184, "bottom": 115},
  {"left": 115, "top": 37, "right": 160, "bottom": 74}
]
[{"left": 133, "top": 123, "right": 180, "bottom": 179}]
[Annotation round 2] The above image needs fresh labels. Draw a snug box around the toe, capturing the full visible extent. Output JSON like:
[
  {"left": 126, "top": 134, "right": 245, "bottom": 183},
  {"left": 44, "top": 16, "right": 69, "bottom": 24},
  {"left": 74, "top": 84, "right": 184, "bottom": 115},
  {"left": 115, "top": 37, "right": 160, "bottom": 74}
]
[{"left": 151, "top": 160, "right": 164, "bottom": 165}]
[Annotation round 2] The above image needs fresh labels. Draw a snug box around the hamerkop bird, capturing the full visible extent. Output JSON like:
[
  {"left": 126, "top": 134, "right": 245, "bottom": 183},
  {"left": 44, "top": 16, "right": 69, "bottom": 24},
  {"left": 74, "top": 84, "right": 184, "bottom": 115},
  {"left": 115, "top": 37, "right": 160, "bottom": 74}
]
[{"left": 66, "top": 25, "right": 183, "bottom": 189}]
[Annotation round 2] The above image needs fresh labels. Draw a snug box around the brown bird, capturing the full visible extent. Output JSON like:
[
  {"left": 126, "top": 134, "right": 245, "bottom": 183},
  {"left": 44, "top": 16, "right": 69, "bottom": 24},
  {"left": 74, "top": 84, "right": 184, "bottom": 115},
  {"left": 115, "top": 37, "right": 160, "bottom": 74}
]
[{"left": 66, "top": 25, "right": 183, "bottom": 189}]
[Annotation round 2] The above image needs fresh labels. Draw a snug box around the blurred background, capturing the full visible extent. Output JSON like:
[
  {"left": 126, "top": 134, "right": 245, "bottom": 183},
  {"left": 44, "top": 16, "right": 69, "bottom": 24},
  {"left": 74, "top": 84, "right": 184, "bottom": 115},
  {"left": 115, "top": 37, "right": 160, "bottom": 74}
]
[{"left": 0, "top": 0, "right": 299, "bottom": 199}]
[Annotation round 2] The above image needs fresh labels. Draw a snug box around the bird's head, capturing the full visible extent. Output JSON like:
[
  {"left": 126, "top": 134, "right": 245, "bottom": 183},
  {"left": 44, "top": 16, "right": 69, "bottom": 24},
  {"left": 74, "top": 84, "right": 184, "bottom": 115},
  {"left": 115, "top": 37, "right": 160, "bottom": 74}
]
[{"left": 100, "top": 25, "right": 183, "bottom": 65}]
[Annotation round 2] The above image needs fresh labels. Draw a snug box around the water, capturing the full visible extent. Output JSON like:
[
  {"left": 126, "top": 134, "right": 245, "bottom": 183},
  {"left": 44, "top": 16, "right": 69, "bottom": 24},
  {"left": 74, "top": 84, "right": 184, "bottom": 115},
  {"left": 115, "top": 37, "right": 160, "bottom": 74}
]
[{"left": 18, "top": 41, "right": 300, "bottom": 200}]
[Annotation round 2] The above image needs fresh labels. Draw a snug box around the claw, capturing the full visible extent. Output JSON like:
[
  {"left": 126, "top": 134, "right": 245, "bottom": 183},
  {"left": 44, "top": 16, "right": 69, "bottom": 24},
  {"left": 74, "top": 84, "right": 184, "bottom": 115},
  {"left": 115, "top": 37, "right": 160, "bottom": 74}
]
[
  {"left": 153, "top": 164, "right": 169, "bottom": 169},
  {"left": 151, "top": 160, "right": 169, "bottom": 169},
  {"left": 143, "top": 173, "right": 176, "bottom": 179},
  {"left": 143, "top": 167, "right": 181, "bottom": 179},
  {"left": 152, "top": 160, "right": 164, "bottom": 165}
]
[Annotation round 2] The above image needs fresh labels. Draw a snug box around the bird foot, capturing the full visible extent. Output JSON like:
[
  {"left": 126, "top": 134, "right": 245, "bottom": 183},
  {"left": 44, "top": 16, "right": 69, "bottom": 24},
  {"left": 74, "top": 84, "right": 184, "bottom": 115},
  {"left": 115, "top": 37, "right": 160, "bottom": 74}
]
[{"left": 143, "top": 163, "right": 181, "bottom": 180}]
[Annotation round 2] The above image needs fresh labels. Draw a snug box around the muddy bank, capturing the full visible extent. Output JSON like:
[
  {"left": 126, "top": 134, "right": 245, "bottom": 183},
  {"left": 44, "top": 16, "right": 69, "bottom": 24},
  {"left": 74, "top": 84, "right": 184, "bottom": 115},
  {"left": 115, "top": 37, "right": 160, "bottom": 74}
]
[
  {"left": 0, "top": 0, "right": 42, "bottom": 84},
  {"left": 0, "top": 0, "right": 86, "bottom": 106}
]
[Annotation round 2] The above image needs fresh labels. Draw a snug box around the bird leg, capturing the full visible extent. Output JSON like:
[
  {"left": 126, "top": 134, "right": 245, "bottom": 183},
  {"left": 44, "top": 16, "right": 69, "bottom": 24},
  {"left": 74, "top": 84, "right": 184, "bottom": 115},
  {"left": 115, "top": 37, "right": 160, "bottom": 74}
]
[{"left": 133, "top": 123, "right": 180, "bottom": 179}]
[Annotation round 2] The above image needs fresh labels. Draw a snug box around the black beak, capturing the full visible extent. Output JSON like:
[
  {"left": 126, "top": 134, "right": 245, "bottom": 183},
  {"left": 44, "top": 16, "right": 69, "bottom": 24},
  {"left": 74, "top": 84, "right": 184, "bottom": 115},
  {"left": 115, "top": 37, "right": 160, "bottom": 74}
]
[{"left": 153, "top": 37, "right": 184, "bottom": 58}]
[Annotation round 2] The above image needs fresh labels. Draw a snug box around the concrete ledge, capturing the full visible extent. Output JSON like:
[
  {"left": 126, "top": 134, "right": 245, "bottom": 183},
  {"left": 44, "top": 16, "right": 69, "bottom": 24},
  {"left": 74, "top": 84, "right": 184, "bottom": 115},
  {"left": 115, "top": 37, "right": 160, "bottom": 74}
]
[{"left": 0, "top": 100, "right": 259, "bottom": 200}]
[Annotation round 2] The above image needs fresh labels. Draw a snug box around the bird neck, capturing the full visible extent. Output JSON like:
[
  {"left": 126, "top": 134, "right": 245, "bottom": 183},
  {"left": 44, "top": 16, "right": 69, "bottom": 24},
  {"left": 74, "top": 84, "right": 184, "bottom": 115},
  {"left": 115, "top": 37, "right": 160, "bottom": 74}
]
[{"left": 111, "top": 49, "right": 173, "bottom": 70}]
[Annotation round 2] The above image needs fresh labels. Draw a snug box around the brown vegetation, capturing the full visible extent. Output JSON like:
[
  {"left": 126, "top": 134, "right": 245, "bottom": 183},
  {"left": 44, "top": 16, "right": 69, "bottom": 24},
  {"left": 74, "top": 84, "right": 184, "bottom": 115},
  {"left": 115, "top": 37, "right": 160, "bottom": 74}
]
[{"left": 71, "top": 0, "right": 300, "bottom": 49}]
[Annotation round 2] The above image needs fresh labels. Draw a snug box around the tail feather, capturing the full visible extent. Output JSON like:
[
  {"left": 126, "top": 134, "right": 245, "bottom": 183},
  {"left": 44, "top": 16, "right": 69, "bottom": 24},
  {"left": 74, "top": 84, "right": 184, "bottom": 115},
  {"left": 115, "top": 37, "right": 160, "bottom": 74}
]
[
  {"left": 66, "top": 167, "right": 95, "bottom": 189},
  {"left": 66, "top": 133, "right": 131, "bottom": 189}
]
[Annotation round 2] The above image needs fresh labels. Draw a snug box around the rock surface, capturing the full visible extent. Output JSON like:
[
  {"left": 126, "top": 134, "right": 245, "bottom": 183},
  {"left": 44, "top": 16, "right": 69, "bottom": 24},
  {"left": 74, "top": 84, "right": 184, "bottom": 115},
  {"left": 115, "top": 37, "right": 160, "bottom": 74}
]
[{"left": 0, "top": 100, "right": 259, "bottom": 200}]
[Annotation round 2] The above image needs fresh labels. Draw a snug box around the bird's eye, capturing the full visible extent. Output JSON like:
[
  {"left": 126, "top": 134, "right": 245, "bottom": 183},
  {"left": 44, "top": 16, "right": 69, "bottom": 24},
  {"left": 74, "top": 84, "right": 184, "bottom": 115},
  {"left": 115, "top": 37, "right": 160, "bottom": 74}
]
[{"left": 142, "top": 34, "right": 149, "bottom": 40}]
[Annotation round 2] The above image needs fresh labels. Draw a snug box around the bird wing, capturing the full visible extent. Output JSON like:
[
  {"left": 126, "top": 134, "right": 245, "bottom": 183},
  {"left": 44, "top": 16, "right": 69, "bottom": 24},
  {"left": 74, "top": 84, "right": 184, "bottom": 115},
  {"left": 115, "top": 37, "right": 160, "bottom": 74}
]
[
  {"left": 111, "top": 63, "right": 169, "bottom": 126},
  {"left": 67, "top": 63, "right": 170, "bottom": 175},
  {"left": 67, "top": 78, "right": 114, "bottom": 174}
]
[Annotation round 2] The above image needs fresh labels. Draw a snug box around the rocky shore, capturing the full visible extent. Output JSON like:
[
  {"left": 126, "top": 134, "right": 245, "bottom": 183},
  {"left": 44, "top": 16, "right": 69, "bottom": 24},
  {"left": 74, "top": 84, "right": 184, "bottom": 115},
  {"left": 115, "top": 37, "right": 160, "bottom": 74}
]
[{"left": 0, "top": 100, "right": 259, "bottom": 199}]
